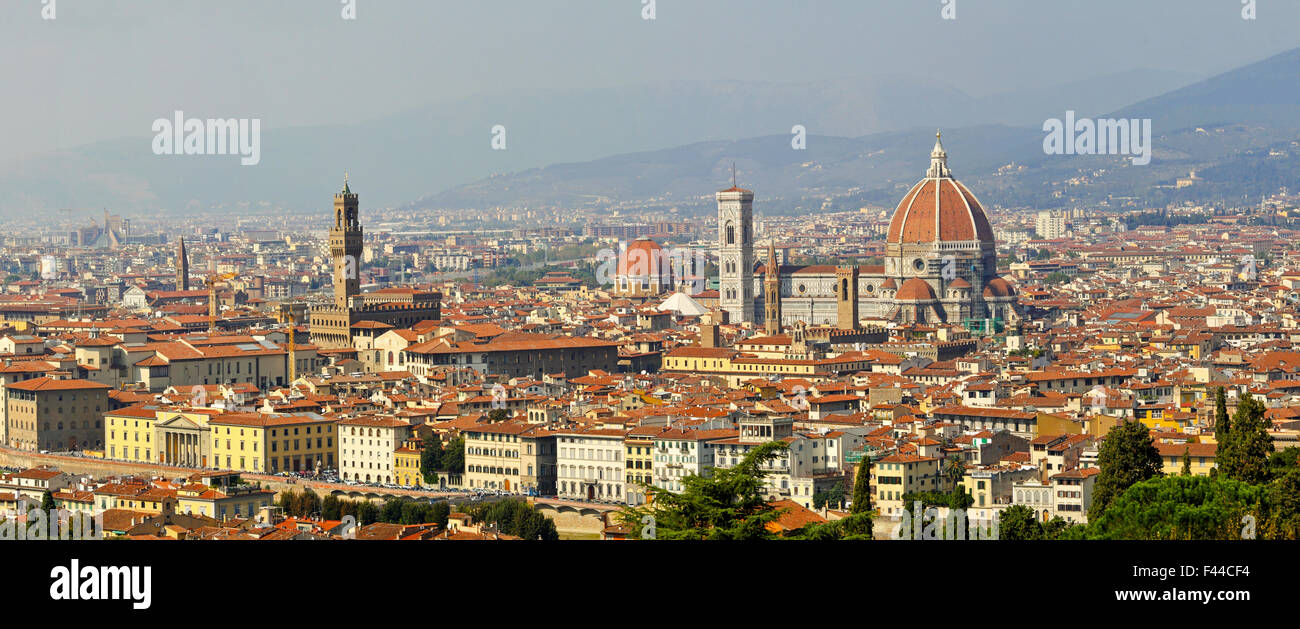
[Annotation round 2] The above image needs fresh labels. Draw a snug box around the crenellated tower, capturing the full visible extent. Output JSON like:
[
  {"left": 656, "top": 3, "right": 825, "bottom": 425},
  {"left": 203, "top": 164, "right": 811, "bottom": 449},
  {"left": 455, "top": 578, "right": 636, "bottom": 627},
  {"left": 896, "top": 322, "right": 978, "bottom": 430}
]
[{"left": 332, "top": 175, "right": 363, "bottom": 309}]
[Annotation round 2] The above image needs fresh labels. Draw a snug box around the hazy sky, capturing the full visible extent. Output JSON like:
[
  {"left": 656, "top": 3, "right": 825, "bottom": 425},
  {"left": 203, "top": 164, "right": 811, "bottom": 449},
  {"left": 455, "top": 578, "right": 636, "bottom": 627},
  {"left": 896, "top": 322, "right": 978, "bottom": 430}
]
[{"left": 4, "top": 0, "right": 1298, "bottom": 162}]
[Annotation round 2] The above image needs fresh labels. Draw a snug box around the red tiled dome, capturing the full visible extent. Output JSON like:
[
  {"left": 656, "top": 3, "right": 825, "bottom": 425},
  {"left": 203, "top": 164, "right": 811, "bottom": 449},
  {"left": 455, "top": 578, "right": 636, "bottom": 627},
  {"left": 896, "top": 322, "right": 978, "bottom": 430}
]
[
  {"left": 983, "top": 276, "right": 1017, "bottom": 298},
  {"left": 948, "top": 277, "right": 971, "bottom": 289},
  {"left": 886, "top": 134, "right": 994, "bottom": 246},
  {"left": 616, "top": 238, "right": 666, "bottom": 276},
  {"left": 897, "top": 278, "right": 937, "bottom": 301}
]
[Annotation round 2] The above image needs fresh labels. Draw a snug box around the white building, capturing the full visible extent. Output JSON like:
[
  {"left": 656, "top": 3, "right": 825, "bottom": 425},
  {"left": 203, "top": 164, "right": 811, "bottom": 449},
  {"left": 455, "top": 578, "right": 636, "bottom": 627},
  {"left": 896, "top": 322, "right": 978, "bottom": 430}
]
[
  {"left": 651, "top": 429, "right": 733, "bottom": 494},
  {"left": 555, "top": 428, "right": 627, "bottom": 503},
  {"left": 1036, "top": 210, "right": 1066, "bottom": 239},
  {"left": 338, "top": 416, "right": 413, "bottom": 484},
  {"left": 1048, "top": 467, "right": 1100, "bottom": 524}
]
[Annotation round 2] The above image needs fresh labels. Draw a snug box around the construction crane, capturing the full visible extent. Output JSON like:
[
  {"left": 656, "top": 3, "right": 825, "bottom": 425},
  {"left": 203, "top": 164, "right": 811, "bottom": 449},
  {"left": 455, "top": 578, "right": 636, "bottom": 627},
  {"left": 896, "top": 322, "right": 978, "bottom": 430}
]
[
  {"left": 277, "top": 302, "right": 306, "bottom": 384},
  {"left": 204, "top": 272, "right": 238, "bottom": 333}
]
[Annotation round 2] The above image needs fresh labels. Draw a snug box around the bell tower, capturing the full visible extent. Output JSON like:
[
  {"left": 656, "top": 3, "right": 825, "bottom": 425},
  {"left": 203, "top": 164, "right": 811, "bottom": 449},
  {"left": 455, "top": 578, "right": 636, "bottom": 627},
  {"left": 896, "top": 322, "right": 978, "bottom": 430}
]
[
  {"left": 175, "top": 236, "right": 190, "bottom": 291},
  {"left": 836, "top": 265, "right": 859, "bottom": 329},
  {"left": 764, "top": 241, "right": 781, "bottom": 336},
  {"left": 717, "top": 171, "right": 755, "bottom": 323},
  {"left": 332, "top": 174, "right": 363, "bottom": 309}
]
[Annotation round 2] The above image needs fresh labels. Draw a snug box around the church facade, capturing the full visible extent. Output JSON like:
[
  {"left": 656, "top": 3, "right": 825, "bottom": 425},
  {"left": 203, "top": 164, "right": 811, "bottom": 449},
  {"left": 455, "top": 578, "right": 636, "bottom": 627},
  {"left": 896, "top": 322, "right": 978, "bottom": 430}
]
[{"left": 719, "top": 134, "right": 1019, "bottom": 331}]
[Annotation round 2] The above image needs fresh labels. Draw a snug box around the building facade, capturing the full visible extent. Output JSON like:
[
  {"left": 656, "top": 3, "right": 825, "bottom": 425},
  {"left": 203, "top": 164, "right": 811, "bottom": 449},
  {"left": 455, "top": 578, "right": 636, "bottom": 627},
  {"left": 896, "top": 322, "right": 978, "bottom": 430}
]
[
  {"left": 556, "top": 428, "right": 627, "bottom": 502},
  {"left": 5, "top": 377, "right": 110, "bottom": 452},
  {"left": 339, "top": 416, "right": 413, "bottom": 483}
]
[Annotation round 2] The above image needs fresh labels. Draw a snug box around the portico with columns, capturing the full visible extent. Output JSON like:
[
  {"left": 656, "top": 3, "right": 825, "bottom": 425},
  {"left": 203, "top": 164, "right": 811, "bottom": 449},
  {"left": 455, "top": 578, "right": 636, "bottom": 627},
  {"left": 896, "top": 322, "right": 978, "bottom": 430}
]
[{"left": 156, "top": 413, "right": 212, "bottom": 467}]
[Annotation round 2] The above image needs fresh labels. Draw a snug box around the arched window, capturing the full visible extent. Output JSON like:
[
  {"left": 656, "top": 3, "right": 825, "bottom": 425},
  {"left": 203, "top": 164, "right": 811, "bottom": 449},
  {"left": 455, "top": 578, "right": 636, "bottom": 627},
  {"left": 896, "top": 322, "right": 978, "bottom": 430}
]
[{"left": 725, "top": 222, "right": 735, "bottom": 245}]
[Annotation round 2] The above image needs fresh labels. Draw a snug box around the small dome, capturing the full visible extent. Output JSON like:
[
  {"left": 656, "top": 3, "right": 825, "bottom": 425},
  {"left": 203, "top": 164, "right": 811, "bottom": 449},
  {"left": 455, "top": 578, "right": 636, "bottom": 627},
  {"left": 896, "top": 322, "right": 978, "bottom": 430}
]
[
  {"left": 897, "top": 278, "right": 937, "bottom": 301},
  {"left": 881, "top": 278, "right": 898, "bottom": 290},
  {"left": 948, "top": 277, "right": 971, "bottom": 289},
  {"left": 616, "top": 238, "right": 666, "bottom": 277},
  {"left": 983, "top": 276, "right": 1017, "bottom": 298}
]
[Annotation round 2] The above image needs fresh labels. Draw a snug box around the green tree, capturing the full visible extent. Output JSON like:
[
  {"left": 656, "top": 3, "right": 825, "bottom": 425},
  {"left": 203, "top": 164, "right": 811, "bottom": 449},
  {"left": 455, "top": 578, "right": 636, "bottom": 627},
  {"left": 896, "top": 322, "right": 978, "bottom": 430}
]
[
  {"left": 488, "top": 408, "right": 510, "bottom": 423},
  {"left": 277, "top": 490, "right": 298, "bottom": 515},
  {"left": 1217, "top": 395, "right": 1274, "bottom": 485},
  {"left": 1263, "top": 470, "right": 1300, "bottom": 539},
  {"left": 944, "top": 454, "right": 965, "bottom": 489},
  {"left": 901, "top": 490, "right": 973, "bottom": 513},
  {"left": 381, "top": 497, "right": 405, "bottom": 523},
  {"left": 1213, "top": 387, "right": 1230, "bottom": 438},
  {"left": 850, "top": 459, "right": 872, "bottom": 514},
  {"left": 469, "top": 499, "right": 558, "bottom": 540},
  {"left": 1267, "top": 446, "right": 1300, "bottom": 480},
  {"left": 617, "top": 441, "right": 790, "bottom": 540},
  {"left": 441, "top": 437, "right": 465, "bottom": 473},
  {"left": 1085, "top": 474, "right": 1265, "bottom": 540},
  {"left": 430, "top": 501, "right": 451, "bottom": 528},
  {"left": 792, "top": 511, "right": 873, "bottom": 540},
  {"left": 1181, "top": 447, "right": 1192, "bottom": 476},
  {"left": 420, "top": 434, "right": 444, "bottom": 484},
  {"left": 400, "top": 501, "right": 430, "bottom": 525},
  {"left": 813, "top": 481, "right": 846, "bottom": 510},
  {"left": 998, "top": 505, "right": 1044, "bottom": 540},
  {"left": 40, "top": 490, "right": 56, "bottom": 514},
  {"left": 321, "top": 495, "right": 342, "bottom": 520},
  {"left": 1089, "top": 419, "right": 1163, "bottom": 521},
  {"left": 356, "top": 501, "right": 380, "bottom": 525},
  {"left": 295, "top": 489, "right": 320, "bottom": 517},
  {"left": 812, "top": 491, "right": 829, "bottom": 510}
]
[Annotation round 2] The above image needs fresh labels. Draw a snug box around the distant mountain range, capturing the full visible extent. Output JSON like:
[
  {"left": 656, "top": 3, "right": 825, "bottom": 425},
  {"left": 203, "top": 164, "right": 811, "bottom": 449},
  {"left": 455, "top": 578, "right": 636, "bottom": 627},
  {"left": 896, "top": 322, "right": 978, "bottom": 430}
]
[
  {"left": 0, "top": 65, "right": 1202, "bottom": 217},
  {"left": 420, "top": 48, "right": 1300, "bottom": 214}
]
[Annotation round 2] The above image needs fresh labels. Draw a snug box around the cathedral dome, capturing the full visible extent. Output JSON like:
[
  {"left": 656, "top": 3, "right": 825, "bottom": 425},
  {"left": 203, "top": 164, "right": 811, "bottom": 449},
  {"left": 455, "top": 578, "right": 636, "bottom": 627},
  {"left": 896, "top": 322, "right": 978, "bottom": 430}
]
[
  {"left": 886, "top": 132, "right": 995, "bottom": 245},
  {"left": 897, "top": 278, "right": 937, "bottom": 301}
]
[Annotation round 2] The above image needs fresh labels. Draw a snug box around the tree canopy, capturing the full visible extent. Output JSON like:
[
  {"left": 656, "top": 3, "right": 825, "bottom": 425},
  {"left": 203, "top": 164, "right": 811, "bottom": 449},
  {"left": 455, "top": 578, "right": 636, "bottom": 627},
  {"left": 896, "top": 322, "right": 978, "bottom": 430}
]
[
  {"left": 617, "top": 441, "right": 792, "bottom": 540},
  {"left": 1089, "top": 419, "right": 1162, "bottom": 520},
  {"left": 1217, "top": 395, "right": 1274, "bottom": 484}
]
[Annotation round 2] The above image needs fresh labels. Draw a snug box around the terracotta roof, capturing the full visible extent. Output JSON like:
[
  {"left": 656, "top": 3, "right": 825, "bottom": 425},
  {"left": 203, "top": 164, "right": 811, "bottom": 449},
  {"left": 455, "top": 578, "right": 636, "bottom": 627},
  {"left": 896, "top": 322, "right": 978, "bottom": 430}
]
[{"left": 5, "top": 376, "right": 111, "bottom": 392}]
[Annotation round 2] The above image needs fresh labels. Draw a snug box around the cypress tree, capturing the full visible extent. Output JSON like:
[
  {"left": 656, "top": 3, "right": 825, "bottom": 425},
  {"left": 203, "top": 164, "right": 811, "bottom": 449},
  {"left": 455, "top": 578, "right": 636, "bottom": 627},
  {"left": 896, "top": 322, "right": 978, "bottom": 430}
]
[
  {"left": 850, "top": 459, "right": 872, "bottom": 514},
  {"left": 1219, "top": 395, "right": 1274, "bottom": 484},
  {"left": 1214, "top": 386, "right": 1230, "bottom": 438}
]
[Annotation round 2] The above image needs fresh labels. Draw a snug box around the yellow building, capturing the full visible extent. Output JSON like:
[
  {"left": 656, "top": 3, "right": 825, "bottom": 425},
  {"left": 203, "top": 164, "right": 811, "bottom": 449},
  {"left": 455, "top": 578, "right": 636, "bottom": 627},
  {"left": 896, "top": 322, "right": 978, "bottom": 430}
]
[
  {"left": 175, "top": 472, "right": 276, "bottom": 521},
  {"left": 1156, "top": 443, "right": 1217, "bottom": 476},
  {"left": 624, "top": 426, "right": 662, "bottom": 505},
  {"left": 104, "top": 405, "right": 159, "bottom": 463},
  {"left": 209, "top": 412, "right": 338, "bottom": 474},
  {"left": 105, "top": 405, "right": 225, "bottom": 467},
  {"left": 115, "top": 489, "right": 176, "bottom": 514},
  {"left": 1036, "top": 412, "right": 1085, "bottom": 437},
  {"left": 873, "top": 453, "right": 944, "bottom": 518},
  {"left": 394, "top": 437, "right": 423, "bottom": 487},
  {"left": 662, "top": 347, "right": 873, "bottom": 387}
]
